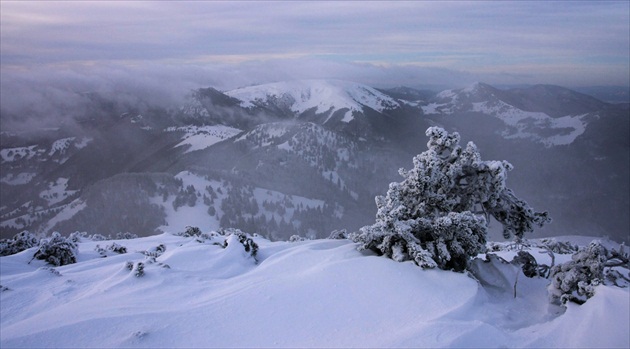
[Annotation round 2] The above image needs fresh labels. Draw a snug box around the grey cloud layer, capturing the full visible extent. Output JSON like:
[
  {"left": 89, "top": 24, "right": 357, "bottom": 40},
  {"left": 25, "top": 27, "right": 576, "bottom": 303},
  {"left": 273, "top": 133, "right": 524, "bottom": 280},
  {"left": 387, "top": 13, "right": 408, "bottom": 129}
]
[{"left": 0, "top": 1, "right": 628, "bottom": 90}]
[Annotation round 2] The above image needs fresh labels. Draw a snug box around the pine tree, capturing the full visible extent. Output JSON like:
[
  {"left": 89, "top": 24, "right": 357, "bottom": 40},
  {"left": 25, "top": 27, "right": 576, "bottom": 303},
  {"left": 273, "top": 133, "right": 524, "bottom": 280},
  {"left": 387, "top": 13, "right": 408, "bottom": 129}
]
[{"left": 350, "top": 127, "right": 550, "bottom": 271}]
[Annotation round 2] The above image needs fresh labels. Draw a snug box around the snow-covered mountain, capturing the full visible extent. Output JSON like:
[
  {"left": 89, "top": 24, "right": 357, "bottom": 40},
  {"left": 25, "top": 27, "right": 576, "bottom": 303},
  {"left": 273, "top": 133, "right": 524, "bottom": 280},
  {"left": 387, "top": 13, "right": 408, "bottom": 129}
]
[
  {"left": 1, "top": 232, "right": 628, "bottom": 348},
  {"left": 422, "top": 82, "right": 611, "bottom": 147},
  {"left": 0, "top": 80, "right": 627, "bottom": 244},
  {"left": 225, "top": 79, "right": 401, "bottom": 122}
]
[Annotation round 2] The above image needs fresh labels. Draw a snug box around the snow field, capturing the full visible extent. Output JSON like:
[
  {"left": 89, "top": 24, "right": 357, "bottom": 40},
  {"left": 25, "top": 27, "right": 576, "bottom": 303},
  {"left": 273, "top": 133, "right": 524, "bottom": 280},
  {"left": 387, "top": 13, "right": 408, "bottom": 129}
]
[{"left": 1, "top": 234, "right": 628, "bottom": 348}]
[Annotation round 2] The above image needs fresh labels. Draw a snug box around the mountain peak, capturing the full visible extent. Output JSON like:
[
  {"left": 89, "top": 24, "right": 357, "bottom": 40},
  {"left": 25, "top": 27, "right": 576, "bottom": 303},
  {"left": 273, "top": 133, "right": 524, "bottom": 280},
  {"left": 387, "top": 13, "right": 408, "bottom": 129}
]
[{"left": 224, "top": 79, "right": 400, "bottom": 121}]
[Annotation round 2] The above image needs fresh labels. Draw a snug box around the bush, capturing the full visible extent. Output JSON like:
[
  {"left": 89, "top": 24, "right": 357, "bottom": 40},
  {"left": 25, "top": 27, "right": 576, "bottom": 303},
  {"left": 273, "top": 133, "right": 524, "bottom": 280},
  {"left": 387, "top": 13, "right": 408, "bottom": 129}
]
[
  {"left": 89, "top": 233, "right": 108, "bottom": 241},
  {"left": 350, "top": 127, "right": 550, "bottom": 271},
  {"left": 548, "top": 241, "right": 608, "bottom": 305},
  {"left": 218, "top": 228, "right": 259, "bottom": 260},
  {"left": 142, "top": 244, "right": 166, "bottom": 258},
  {"left": 328, "top": 229, "right": 348, "bottom": 240},
  {"left": 0, "top": 231, "right": 39, "bottom": 256},
  {"left": 116, "top": 232, "right": 138, "bottom": 240},
  {"left": 548, "top": 241, "right": 630, "bottom": 305},
  {"left": 32, "top": 232, "right": 77, "bottom": 266},
  {"left": 95, "top": 242, "right": 128, "bottom": 257},
  {"left": 177, "top": 226, "right": 202, "bottom": 237},
  {"left": 69, "top": 231, "right": 88, "bottom": 243}
]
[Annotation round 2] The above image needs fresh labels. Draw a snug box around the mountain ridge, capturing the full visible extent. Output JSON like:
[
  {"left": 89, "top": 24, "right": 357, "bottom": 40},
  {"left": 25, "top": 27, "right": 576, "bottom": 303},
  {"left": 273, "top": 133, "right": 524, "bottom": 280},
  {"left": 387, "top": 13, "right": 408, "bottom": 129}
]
[{"left": 1, "top": 79, "right": 627, "bottom": 243}]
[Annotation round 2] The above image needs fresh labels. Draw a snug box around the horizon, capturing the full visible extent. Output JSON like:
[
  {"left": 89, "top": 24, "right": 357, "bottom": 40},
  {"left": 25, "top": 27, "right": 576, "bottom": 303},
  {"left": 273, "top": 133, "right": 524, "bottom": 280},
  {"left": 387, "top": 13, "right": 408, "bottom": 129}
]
[{"left": 1, "top": 1, "right": 629, "bottom": 94}]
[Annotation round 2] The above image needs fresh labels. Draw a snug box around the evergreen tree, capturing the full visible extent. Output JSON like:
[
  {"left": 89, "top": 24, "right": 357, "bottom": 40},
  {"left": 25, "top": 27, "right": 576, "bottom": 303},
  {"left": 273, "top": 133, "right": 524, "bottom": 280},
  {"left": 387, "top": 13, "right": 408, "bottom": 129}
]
[{"left": 350, "top": 127, "right": 550, "bottom": 271}]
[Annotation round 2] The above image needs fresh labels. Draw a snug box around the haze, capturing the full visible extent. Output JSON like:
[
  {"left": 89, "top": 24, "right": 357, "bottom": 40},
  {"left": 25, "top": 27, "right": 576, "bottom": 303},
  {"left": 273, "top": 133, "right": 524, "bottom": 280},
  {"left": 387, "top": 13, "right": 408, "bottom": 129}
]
[{"left": 1, "top": 1, "right": 628, "bottom": 90}]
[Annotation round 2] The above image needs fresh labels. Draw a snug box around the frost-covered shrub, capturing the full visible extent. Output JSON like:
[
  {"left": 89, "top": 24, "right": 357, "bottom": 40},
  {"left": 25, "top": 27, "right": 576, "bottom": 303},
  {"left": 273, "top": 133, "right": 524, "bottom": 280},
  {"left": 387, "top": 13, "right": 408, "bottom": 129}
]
[
  {"left": 218, "top": 228, "right": 259, "bottom": 260},
  {"left": 289, "top": 235, "right": 307, "bottom": 242},
  {"left": 548, "top": 241, "right": 608, "bottom": 305},
  {"left": 142, "top": 244, "right": 166, "bottom": 258},
  {"left": 0, "top": 231, "right": 39, "bottom": 256},
  {"left": 177, "top": 226, "right": 202, "bottom": 237},
  {"left": 350, "top": 127, "right": 550, "bottom": 272},
  {"left": 69, "top": 231, "right": 88, "bottom": 243},
  {"left": 95, "top": 242, "right": 128, "bottom": 257},
  {"left": 89, "top": 233, "right": 108, "bottom": 241},
  {"left": 511, "top": 251, "right": 540, "bottom": 278},
  {"left": 32, "top": 232, "right": 78, "bottom": 266},
  {"left": 95, "top": 245, "right": 107, "bottom": 256},
  {"left": 537, "top": 238, "right": 578, "bottom": 254},
  {"left": 116, "top": 232, "right": 138, "bottom": 240},
  {"left": 134, "top": 262, "right": 145, "bottom": 277},
  {"left": 328, "top": 229, "right": 348, "bottom": 240},
  {"left": 108, "top": 242, "right": 127, "bottom": 254}
]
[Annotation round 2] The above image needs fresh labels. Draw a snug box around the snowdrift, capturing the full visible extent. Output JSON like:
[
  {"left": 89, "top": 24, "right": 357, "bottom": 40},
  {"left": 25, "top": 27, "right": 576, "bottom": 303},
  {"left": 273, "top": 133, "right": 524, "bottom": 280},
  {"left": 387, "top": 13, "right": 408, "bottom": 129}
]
[{"left": 1, "top": 233, "right": 628, "bottom": 348}]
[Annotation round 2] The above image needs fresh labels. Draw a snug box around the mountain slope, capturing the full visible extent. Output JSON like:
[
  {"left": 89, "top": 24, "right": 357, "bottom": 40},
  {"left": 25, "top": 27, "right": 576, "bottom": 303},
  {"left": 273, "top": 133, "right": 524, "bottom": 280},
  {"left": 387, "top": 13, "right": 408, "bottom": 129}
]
[{"left": 0, "top": 80, "right": 627, "bottom": 243}]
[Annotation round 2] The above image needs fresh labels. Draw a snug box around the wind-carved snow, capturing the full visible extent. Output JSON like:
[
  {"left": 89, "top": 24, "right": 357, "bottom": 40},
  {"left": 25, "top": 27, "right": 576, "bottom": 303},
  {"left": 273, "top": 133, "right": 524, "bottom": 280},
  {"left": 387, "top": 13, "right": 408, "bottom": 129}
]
[
  {"left": 167, "top": 125, "right": 241, "bottom": 153},
  {"left": 39, "top": 178, "right": 78, "bottom": 207},
  {"left": 0, "top": 235, "right": 627, "bottom": 348},
  {"left": 226, "top": 79, "right": 400, "bottom": 123}
]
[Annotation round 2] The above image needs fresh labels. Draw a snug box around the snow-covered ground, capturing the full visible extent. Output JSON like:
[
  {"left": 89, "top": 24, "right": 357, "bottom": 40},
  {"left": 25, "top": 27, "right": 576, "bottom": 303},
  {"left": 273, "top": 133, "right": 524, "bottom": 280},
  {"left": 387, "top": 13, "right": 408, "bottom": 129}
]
[
  {"left": 1, "top": 234, "right": 628, "bottom": 348},
  {"left": 166, "top": 125, "right": 241, "bottom": 153}
]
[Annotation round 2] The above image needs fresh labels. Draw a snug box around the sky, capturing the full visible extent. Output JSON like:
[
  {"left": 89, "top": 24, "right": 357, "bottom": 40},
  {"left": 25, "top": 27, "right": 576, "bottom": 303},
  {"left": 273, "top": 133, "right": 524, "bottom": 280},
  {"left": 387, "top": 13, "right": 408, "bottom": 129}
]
[{"left": 1, "top": 1, "right": 629, "bottom": 94}]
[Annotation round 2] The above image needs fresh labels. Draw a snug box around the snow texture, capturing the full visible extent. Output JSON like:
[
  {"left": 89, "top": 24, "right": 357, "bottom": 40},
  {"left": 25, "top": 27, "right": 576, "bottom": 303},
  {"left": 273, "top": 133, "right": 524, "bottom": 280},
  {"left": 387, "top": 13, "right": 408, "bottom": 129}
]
[{"left": 1, "top": 234, "right": 627, "bottom": 348}]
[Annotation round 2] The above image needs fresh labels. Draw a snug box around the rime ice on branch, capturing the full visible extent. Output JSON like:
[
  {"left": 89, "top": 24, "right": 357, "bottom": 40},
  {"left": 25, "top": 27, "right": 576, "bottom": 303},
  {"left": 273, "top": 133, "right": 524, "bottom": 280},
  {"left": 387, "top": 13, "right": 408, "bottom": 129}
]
[{"left": 351, "top": 127, "right": 551, "bottom": 271}]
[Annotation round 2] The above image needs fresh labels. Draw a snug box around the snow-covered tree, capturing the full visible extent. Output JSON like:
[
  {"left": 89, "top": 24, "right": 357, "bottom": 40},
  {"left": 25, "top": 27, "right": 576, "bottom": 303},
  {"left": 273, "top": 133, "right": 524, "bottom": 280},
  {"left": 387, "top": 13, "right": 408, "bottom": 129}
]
[
  {"left": 32, "top": 232, "right": 78, "bottom": 266},
  {"left": 350, "top": 127, "right": 550, "bottom": 271},
  {"left": 0, "top": 231, "right": 39, "bottom": 256}
]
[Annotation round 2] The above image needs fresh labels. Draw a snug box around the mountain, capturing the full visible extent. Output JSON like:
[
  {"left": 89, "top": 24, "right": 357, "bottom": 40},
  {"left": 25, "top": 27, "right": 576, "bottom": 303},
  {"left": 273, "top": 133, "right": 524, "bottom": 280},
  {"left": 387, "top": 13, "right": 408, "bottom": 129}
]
[
  {"left": 1, "top": 233, "right": 628, "bottom": 347},
  {"left": 225, "top": 79, "right": 402, "bottom": 121},
  {"left": 0, "top": 80, "right": 628, "bottom": 244}
]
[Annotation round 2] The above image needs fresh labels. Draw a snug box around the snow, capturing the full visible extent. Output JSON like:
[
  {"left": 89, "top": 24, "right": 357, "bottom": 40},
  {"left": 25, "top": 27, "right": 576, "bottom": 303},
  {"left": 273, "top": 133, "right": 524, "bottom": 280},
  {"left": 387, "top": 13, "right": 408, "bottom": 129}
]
[
  {"left": 40, "top": 199, "right": 87, "bottom": 234},
  {"left": 225, "top": 79, "right": 400, "bottom": 123},
  {"left": 0, "top": 172, "right": 37, "bottom": 185},
  {"left": 235, "top": 123, "right": 291, "bottom": 147},
  {"left": 1, "top": 234, "right": 627, "bottom": 348},
  {"left": 39, "top": 178, "right": 78, "bottom": 207},
  {"left": 154, "top": 171, "right": 225, "bottom": 233},
  {"left": 0, "top": 145, "right": 40, "bottom": 162},
  {"left": 75, "top": 137, "right": 92, "bottom": 149},
  {"left": 48, "top": 137, "right": 75, "bottom": 156},
  {"left": 252, "top": 187, "right": 324, "bottom": 223},
  {"left": 167, "top": 125, "right": 241, "bottom": 153},
  {"left": 473, "top": 101, "right": 589, "bottom": 147},
  {"left": 422, "top": 88, "right": 589, "bottom": 147}
]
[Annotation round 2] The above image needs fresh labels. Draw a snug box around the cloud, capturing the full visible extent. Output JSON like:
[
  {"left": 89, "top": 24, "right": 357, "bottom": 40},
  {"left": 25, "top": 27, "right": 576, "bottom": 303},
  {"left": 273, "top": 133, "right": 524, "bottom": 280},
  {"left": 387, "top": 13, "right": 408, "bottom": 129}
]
[
  {"left": 1, "top": 1, "right": 627, "bottom": 87},
  {"left": 1, "top": 1, "right": 628, "bottom": 130}
]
